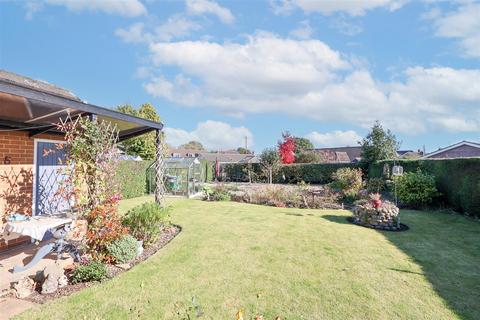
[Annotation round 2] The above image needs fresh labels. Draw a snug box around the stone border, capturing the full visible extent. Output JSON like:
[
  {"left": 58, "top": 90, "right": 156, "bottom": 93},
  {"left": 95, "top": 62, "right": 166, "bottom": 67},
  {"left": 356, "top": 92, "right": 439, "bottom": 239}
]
[{"left": 347, "top": 217, "right": 409, "bottom": 232}]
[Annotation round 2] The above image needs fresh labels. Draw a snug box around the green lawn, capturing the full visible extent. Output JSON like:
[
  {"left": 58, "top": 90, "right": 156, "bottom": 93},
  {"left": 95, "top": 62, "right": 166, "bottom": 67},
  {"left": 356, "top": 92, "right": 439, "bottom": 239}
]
[{"left": 17, "top": 198, "right": 480, "bottom": 319}]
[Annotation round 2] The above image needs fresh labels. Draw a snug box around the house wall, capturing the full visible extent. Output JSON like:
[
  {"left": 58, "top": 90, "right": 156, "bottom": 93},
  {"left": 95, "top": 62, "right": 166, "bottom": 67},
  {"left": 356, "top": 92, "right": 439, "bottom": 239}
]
[
  {"left": 428, "top": 145, "right": 480, "bottom": 159},
  {"left": 0, "top": 131, "right": 63, "bottom": 251}
]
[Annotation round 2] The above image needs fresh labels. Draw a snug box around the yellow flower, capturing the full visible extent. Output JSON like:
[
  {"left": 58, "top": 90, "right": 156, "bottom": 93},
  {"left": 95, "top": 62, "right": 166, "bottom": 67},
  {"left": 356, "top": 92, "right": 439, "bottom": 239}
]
[{"left": 236, "top": 310, "right": 244, "bottom": 320}]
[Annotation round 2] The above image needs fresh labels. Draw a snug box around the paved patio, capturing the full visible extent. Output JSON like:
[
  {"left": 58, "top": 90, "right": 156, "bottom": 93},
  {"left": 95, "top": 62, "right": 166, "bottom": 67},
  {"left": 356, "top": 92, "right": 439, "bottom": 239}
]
[
  {"left": 0, "top": 241, "right": 73, "bottom": 292},
  {"left": 0, "top": 241, "right": 74, "bottom": 318}
]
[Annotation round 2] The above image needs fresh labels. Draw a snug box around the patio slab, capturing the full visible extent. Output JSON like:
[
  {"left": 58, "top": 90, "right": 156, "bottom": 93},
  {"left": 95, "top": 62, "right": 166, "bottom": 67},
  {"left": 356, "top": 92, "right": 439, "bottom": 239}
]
[
  {"left": 0, "top": 297, "right": 37, "bottom": 320},
  {"left": 0, "top": 242, "right": 73, "bottom": 293}
]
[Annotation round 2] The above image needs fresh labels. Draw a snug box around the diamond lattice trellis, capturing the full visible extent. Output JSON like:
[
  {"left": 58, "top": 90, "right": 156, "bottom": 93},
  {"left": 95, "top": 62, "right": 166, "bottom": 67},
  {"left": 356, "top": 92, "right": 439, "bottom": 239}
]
[{"left": 155, "top": 130, "right": 166, "bottom": 207}]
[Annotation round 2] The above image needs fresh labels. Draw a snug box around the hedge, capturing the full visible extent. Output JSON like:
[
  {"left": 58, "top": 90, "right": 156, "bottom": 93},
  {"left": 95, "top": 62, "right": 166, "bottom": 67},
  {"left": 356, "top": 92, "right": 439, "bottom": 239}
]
[
  {"left": 221, "top": 162, "right": 362, "bottom": 184},
  {"left": 221, "top": 163, "right": 264, "bottom": 182},
  {"left": 116, "top": 160, "right": 153, "bottom": 199},
  {"left": 369, "top": 159, "right": 480, "bottom": 217},
  {"left": 277, "top": 163, "right": 363, "bottom": 184}
]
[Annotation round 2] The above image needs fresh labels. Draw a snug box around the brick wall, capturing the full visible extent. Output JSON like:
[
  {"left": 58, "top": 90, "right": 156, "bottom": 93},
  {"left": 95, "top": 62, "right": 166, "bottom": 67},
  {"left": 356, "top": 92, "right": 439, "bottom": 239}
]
[{"left": 0, "top": 131, "right": 64, "bottom": 250}]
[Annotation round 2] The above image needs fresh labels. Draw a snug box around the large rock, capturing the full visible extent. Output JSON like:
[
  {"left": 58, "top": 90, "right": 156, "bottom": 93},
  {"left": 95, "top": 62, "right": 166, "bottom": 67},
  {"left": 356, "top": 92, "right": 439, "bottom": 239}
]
[
  {"left": 41, "top": 261, "right": 66, "bottom": 294},
  {"left": 13, "top": 276, "right": 35, "bottom": 298}
]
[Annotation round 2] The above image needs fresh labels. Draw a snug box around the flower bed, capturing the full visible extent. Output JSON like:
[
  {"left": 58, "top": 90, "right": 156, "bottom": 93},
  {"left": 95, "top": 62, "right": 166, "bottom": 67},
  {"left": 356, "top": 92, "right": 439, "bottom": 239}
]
[
  {"left": 204, "top": 183, "right": 343, "bottom": 209},
  {"left": 351, "top": 200, "right": 408, "bottom": 231},
  {"left": 22, "top": 225, "right": 180, "bottom": 304}
]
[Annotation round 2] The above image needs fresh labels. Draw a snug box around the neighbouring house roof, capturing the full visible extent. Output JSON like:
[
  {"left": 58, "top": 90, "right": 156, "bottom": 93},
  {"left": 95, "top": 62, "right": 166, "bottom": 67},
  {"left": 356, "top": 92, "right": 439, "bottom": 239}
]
[
  {"left": 0, "top": 70, "right": 163, "bottom": 141},
  {"left": 422, "top": 141, "right": 480, "bottom": 159},
  {"left": 310, "top": 146, "right": 362, "bottom": 163},
  {"left": 200, "top": 152, "right": 257, "bottom": 163},
  {"left": 168, "top": 148, "right": 203, "bottom": 157},
  {"left": 238, "top": 155, "right": 260, "bottom": 164},
  {"left": 398, "top": 150, "right": 423, "bottom": 159},
  {"left": 397, "top": 150, "right": 413, "bottom": 156},
  {"left": 165, "top": 157, "right": 201, "bottom": 169},
  {"left": 168, "top": 147, "right": 258, "bottom": 164}
]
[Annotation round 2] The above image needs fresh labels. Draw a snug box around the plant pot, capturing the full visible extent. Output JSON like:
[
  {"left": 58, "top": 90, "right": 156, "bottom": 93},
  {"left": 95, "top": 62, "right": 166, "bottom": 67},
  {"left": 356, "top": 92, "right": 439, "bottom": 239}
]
[
  {"left": 136, "top": 240, "right": 144, "bottom": 257},
  {"left": 371, "top": 199, "right": 382, "bottom": 209}
]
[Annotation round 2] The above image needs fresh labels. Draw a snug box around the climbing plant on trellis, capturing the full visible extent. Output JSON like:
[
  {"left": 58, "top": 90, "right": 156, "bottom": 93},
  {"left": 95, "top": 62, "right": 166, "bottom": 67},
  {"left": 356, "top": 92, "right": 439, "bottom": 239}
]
[{"left": 55, "top": 114, "right": 121, "bottom": 217}]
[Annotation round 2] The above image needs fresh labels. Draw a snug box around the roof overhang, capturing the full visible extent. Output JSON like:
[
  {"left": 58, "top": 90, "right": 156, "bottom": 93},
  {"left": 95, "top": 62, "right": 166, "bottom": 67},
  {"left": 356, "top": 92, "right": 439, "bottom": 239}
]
[{"left": 0, "top": 79, "right": 163, "bottom": 141}]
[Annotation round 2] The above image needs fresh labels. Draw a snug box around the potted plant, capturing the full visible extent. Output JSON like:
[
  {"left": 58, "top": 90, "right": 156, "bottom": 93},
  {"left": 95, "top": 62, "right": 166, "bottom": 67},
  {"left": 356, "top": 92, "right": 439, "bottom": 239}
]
[{"left": 369, "top": 193, "right": 382, "bottom": 209}]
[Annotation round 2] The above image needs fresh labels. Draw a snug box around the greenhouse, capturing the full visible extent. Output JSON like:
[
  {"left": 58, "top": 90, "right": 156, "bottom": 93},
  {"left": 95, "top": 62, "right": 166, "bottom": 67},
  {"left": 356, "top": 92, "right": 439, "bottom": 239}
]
[{"left": 148, "top": 157, "right": 203, "bottom": 197}]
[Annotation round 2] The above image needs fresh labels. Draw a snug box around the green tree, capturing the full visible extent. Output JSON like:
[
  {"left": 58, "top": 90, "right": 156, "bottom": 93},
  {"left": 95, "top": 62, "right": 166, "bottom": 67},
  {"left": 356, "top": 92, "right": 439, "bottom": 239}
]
[
  {"left": 259, "top": 148, "right": 280, "bottom": 184},
  {"left": 237, "top": 147, "right": 252, "bottom": 154},
  {"left": 180, "top": 141, "right": 205, "bottom": 150},
  {"left": 295, "top": 150, "right": 324, "bottom": 163},
  {"left": 360, "top": 121, "right": 400, "bottom": 165},
  {"left": 116, "top": 103, "right": 161, "bottom": 160},
  {"left": 293, "top": 137, "right": 314, "bottom": 155},
  {"left": 117, "top": 104, "right": 138, "bottom": 117}
]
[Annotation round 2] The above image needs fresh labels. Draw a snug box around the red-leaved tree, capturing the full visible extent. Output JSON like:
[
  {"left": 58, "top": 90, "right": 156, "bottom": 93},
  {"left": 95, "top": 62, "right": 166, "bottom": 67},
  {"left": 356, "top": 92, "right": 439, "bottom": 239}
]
[{"left": 278, "top": 132, "right": 296, "bottom": 164}]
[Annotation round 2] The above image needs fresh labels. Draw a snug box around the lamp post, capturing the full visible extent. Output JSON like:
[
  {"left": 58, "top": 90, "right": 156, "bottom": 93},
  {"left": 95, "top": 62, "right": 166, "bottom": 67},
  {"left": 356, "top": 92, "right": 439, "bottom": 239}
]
[{"left": 392, "top": 162, "right": 403, "bottom": 228}]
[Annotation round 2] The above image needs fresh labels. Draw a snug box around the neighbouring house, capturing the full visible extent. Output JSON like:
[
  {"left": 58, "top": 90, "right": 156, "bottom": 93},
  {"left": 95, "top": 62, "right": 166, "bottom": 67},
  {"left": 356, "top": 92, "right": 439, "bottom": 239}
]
[
  {"left": 0, "top": 70, "right": 163, "bottom": 252},
  {"left": 309, "top": 146, "right": 362, "bottom": 163},
  {"left": 422, "top": 141, "right": 480, "bottom": 159},
  {"left": 168, "top": 147, "right": 259, "bottom": 164},
  {"left": 397, "top": 150, "right": 424, "bottom": 159}
]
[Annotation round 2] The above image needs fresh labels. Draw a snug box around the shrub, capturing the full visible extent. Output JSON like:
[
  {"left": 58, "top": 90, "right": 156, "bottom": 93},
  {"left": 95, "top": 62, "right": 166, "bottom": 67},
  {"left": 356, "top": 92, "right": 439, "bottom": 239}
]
[
  {"left": 369, "top": 159, "right": 480, "bottom": 216},
  {"left": 205, "top": 184, "right": 233, "bottom": 201},
  {"left": 211, "top": 191, "right": 231, "bottom": 201},
  {"left": 395, "top": 170, "right": 439, "bottom": 208},
  {"left": 366, "top": 177, "right": 386, "bottom": 193},
  {"left": 71, "top": 261, "right": 107, "bottom": 284},
  {"left": 86, "top": 199, "right": 129, "bottom": 262},
  {"left": 106, "top": 234, "right": 138, "bottom": 263},
  {"left": 331, "top": 168, "right": 363, "bottom": 193},
  {"left": 249, "top": 185, "right": 299, "bottom": 208},
  {"left": 122, "top": 202, "right": 171, "bottom": 246}
]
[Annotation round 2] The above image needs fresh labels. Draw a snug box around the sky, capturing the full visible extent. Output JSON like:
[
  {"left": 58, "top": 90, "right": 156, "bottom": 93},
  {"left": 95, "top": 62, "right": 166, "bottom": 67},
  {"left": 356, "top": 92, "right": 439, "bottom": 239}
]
[{"left": 1, "top": 0, "right": 479, "bottom": 153}]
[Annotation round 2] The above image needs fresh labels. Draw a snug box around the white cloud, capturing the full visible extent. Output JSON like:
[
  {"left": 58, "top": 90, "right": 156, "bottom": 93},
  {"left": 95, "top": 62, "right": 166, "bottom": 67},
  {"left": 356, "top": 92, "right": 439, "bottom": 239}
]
[
  {"left": 116, "top": 16, "right": 201, "bottom": 44},
  {"left": 115, "top": 22, "right": 147, "bottom": 44},
  {"left": 186, "top": 0, "right": 235, "bottom": 24},
  {"left": 143, "top": 33, "right": 480, "bottom": 134},
  {"left": 270, "top": 0, "right": 407, "bottom": 16},
  {"left": 306, "top": 130, "right": 362, "bottom": 147},
  {"left": 164, "top": 120, "right": 254, "bottom": 150},
  {"left": 330, "top": 16, "right": 363, "bottom": 36},
  {"left": 24, "top": 1, "right": 44, "bottom": 20},
  {"left": 154, "top": 15, "right": 202, "bottom": 41},
  {"left": 427, "top": 2, "right": 480, "bottom": 58},
  {"left": 32, "top": 0, "right": 147, "bottom": 17},
  {"left": 290, "top": 20, "right": 313, "bottom": 39}
]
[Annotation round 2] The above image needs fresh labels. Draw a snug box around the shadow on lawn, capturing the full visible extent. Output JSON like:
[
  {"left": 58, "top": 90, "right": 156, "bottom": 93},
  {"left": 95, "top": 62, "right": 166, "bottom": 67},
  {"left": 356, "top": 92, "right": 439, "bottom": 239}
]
[
  {"left": 321, "top": 215, "right": 350, "bottom": 224},
  {"left": 325, "top": 211, "right": 480, "bottom": 320}
]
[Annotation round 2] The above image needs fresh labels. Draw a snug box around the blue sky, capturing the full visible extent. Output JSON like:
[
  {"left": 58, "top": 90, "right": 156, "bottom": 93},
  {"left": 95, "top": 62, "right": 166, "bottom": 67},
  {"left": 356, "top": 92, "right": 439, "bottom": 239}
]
[{"left": 1, "top": 0, "right": 479, "bottom": 153}]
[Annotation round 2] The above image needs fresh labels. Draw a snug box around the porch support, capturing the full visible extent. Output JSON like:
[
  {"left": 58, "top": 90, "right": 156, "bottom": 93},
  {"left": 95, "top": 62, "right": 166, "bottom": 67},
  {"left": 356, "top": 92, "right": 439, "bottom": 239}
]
[{"left": 155, "top": 129, "right": 166, "bottom": 207}]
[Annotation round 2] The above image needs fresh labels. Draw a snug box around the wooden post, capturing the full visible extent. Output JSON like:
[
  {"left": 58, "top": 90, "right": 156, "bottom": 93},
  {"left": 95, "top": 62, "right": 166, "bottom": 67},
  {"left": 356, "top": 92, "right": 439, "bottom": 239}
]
[{"left": 155, "top": 129, "right": 166, "bottom": 207}]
